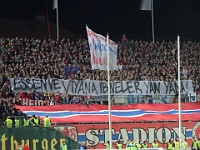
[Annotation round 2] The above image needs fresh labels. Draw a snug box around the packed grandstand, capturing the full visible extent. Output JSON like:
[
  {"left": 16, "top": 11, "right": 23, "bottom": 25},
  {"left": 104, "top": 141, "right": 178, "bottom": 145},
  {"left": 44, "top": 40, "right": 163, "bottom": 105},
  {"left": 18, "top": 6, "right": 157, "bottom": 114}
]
[
  {"left": 1, "top": 0, "right": 200, "bottom": 149},
  {"left": 0, "top": 36, "right": 200, "bottom": 149},
  {"left": 0, "top": 37, "right": 200, "bottom": 118}
]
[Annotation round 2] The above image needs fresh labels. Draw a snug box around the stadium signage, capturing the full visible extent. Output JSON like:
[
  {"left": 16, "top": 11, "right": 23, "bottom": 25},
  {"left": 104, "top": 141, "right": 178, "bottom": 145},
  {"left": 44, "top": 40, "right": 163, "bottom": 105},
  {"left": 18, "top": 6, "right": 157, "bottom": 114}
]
[
  {"left": 0, "top": 133, "right": 63, "bottom": 150},
  {"left": 84, "top": 126, "right": 185, "bottom": 146},
  {"left": 0, "top": 127, "right": 79, "bottom": 150},
  {"left": 10, "top": 78, "right": 193, "bottom": 95},
  {"left": 60, "top": 121, "right": 200, "bottom": 149}
]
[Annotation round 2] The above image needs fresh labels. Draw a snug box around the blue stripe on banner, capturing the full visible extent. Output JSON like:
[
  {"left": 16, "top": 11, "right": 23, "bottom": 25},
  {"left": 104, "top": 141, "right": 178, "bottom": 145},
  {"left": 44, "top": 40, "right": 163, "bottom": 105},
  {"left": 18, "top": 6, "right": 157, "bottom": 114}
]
[{"left": 24, "top": 109, "right": 200, "bottom": 118}]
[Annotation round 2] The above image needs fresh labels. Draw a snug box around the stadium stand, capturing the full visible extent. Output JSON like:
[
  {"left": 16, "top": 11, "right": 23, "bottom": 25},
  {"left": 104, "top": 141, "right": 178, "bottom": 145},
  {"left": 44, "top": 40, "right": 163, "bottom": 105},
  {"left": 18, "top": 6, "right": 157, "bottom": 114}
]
[{"left": 0, "top": 37, "right": 200, "bottom": 121}]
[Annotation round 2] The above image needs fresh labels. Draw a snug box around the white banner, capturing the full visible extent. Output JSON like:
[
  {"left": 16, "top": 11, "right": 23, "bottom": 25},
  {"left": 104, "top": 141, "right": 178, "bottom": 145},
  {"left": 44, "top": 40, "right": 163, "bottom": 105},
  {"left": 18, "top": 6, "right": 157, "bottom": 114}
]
[
  {"left": 140, "top": 0, "right": 152, "bottom": 10},
  {"left": 10, "top": 78, "right": 194, "bottom": 96},
  {"left": 86, "top": 26, "right": 118, "bottom": 70}
]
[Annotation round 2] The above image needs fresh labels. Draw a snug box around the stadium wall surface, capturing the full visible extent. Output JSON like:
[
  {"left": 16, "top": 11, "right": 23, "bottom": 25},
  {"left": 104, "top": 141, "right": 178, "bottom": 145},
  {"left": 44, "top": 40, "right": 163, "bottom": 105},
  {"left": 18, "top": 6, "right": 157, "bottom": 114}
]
[
  {"left": 0, "top": 127, "right": 80, "bottom": 150},
  {"left": 54, "top": 121, "right": 200, "bottom": 149}
]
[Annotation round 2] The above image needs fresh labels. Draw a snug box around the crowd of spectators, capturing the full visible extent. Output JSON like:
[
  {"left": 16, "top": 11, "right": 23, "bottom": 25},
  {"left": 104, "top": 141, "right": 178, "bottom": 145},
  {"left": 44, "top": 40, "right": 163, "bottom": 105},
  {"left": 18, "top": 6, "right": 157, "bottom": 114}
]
[
  {"left": 0, "top": 37, "right": 200, "bottom": 113},
  {"left": 0, "top": 100, "right": 23, "bottom": 122},
  {"left": 0, "top": 37, "right": 198, "bottom": 82}
]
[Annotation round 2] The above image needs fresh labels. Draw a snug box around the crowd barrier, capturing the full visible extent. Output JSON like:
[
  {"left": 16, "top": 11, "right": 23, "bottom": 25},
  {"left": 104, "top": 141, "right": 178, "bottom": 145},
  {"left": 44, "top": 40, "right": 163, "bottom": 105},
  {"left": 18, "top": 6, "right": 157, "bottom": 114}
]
[{"left": 88, "top": 94, "right": 197, "bottom": 105}]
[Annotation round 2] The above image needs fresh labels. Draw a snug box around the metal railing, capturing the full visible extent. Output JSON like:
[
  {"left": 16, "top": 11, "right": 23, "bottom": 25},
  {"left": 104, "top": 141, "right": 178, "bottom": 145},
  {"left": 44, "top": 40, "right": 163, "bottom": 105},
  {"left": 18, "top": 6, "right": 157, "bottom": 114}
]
[{"left": 87, "top": 94, "right": 196, "bottom": 105}]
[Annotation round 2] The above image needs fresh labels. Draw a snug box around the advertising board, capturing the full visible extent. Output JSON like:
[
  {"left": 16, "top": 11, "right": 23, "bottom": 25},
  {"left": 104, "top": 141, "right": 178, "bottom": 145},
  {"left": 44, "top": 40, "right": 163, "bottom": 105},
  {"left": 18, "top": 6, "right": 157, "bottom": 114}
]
[{"left": 55, "top": 121, "right": 200, "bottom": 149}]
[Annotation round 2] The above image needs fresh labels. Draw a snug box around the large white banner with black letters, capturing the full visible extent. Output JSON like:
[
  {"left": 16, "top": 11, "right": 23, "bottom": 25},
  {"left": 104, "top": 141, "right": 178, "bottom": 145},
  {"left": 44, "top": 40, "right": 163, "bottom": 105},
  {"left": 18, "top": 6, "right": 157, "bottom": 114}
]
[{"left": 10, "top": 78, "right": 193, "bottom": 96}]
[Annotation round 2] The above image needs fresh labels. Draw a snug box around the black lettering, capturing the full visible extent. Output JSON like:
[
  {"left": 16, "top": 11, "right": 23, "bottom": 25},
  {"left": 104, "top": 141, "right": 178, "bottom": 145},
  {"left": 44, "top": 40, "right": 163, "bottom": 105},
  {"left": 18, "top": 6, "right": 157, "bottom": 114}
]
[
  {"left": 61, "top": 80, "right": 67, "bottom": 91},
  {"left": 48, "top": 79, "right": 53, "bottom": 90},
  {"left": 31, "top": 79, "right": 36, "bottom": 89},
  {"left": 144, "top": 82, "right": 149, "bottom": 94},
  {"left": 102, "top": 82, "right": 108, "bottom": 94},
  {"left": 20, "top": 78, "right": 28, "bottom": 90},
  {"left": 110, "top": 82, "right": 115, "bottom": 94},
  {"left": 124, "top": 81, "right": 135, "bottom": 93},
  {"left": 13, "top": 78, "right": 20, "bottom": 90},
  {"left": 78, "top": 81, "right": 85, "bottom": 94},
  {"left": 169, "top": 82, "right": 176, "bottom": 94},
  {"left": 100, "top": 81, "right": 104, "bottom": 94},
  {"left": 26, "top": 78, "right": 33, "bottom": 90},
  {"left": 66, "top": 80, "right": 71, "bottom": 92},
  {"left": 164, "top": 82, "right": 169, "bottom": 94},
  {"left": 74, "top": 80, "right": 80, "bottom": 93},
  {"left": 149, "top": 82, "right": 160, "bottom": 94},
  {"left": 154, "top": 82, "right": 160, "bottom": 94},
  {"left": 115, "top": 82, "right": 123, "bottom": 93},
  {"left": 174, "top": 81, "right": 186, "bottom": 94},
  {"left": 174, "top": 82, "right": 178, "bottom": 93},
  {"left": 92, "top": 82, "right": 98, "bottom": 94},
  {"left": 134, "top": 81, "right": 142, "bottom": 94},
  {"left": 41, "top": 79, "right": 47, "bottom": 91},
  {"left": 32, "top": 79, "right": 41, "bottom": 90},
  {"left": 181, "top": 81, "right": 186, "bottom": 93},
  {"left": 149, "top": 82, "right": 155, "bottom": 94},
  {"left": 71, "top": 80, "right": 75, "bottom": 93},
  {"left": 84, "top": 81, "right": 91, "bottom": 94},
  {"left": 53, "top": 79, "right": 61, "bottom": 90}
]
